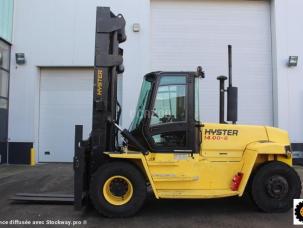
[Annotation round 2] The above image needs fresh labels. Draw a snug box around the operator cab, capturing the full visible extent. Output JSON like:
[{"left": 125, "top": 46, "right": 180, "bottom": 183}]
[{"left": 129, "top": 70, "right": 203, "bottom": 153}]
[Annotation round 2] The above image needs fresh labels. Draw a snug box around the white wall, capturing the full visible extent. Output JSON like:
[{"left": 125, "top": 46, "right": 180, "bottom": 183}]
[
  {"left": 272, "top": 0, "right": 303, "bottom": 143},
  {"left": 8, "top": 0, "right": 303, "bottom": 150},
  {"left": 9, "top": 0, "right": 150, "bottom": 151}
]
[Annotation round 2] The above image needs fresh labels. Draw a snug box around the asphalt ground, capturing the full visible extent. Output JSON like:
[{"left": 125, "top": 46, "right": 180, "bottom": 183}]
[{"left": 0, "top": 163, "right": 302, "bottom": 228}]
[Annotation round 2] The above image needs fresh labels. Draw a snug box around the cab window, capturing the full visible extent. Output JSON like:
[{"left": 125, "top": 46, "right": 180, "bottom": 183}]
[{"left": 150, "top": 76, "right": 187, "bottom": 126}]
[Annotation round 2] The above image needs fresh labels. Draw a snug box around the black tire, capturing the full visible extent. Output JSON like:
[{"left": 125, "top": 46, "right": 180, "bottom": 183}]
[
  {"left": 244, "top": 162, "right": 271, "bottom": 208},
  {"left": 251, "top": 161, "right": 301, "bottom": 213},
  {"left": 89, "top": 161, "right": 147, "bottom": 217}
]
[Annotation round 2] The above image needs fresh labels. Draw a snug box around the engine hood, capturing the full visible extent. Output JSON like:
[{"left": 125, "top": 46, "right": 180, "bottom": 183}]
[
  {"left": 265, "top": 126, "right": 290, "bottom": 145},
  {"left": 201, "top": 123, "right": 291, "bottom": 152},
  {"left": 202, "top": 123, "right": 268, "bottom": 152}
]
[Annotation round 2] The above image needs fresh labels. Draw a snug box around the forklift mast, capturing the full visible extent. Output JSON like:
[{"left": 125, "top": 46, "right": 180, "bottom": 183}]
[
  {"left": 91, "top": 7, "right": 125, "bottom": 155},
  {"left": 73, "top": 7, "right": 126, "bottom": 209}
]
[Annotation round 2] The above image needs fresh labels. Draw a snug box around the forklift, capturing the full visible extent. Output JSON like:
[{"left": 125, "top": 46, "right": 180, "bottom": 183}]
[
  {"left": 13, "top": 7, "right": 301, "bottom": 217},
  {"left": 71, "top": 7, "right": 302, "bottom": 217}
]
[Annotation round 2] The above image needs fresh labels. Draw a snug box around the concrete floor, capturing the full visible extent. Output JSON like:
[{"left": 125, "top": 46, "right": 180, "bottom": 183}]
[{"left": 0, "top": 163, "right": 302, "bottom": 228}]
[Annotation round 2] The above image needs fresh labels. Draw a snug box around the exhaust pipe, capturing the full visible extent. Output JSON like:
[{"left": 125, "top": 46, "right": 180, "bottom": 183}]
[
  {"left": 227, "top": 45, "right": 238, "bottom": 124},
  {"left": 217, "top": 45, "right": 238, "bottom": 124},
  {"left": 217, "top": 75, "right": 227, "bottom": 124}
]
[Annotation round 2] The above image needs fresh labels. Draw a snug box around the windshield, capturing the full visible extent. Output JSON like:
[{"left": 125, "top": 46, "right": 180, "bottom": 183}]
[{"left": 129, "top": 79, "right": 152, "bottom": 131}]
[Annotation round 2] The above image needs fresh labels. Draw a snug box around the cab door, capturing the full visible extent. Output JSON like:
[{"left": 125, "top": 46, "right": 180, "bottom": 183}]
[
  {"left": 143, "top": 73, "right": 202, "bottom": 191},
  {"left": 143, "top": 73, "right": 197, "bottom": 153}
]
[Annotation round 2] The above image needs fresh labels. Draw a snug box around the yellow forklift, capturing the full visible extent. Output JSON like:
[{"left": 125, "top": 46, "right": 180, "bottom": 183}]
[
  {"left": 71, "top": 7, "right": 301, "bottom": 217},
  {"left": 13, "top": 7, "right": 301, "bottom": 217}
]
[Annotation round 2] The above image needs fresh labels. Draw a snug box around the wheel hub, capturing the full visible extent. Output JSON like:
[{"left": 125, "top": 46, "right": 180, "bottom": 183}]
[
  {"left": 266, "top": 175, "right": 289, "bottom": 199},
  {"left": 109, "top": 178, "right": 129, "bottom": 197},
  {"left": 103, "top": 175, "right": 134, "bottom": 206}
]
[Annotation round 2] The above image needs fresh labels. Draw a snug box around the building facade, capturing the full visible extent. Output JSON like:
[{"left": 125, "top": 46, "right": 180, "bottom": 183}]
[
  {"left": 3, "top": 0, "right": 303, "bottom": 163},
  {"left": 0, "top": 0, "right": 13, "bottom": 164}
]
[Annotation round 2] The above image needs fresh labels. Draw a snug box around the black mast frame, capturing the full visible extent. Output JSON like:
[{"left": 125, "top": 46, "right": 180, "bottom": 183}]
[{"left": 73, "top": 7, "right": 126, "bottom": 210}]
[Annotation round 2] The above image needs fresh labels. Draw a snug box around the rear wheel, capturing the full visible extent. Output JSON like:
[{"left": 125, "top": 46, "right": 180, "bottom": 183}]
[
  {"left": 89, "top": 161, "right": 147, "bottom": 217},
  {"left": 251, "top": 161, "right": 301, "bottom": 212}
]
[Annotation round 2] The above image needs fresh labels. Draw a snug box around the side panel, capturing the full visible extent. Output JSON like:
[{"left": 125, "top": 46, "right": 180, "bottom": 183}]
[
  {"left": 146, "top": 153, "right": 243, "bottom": 191},
  {"left": 109, "top": 152, "right": 242, "bottom": 198},
  {"left": 107, "top": 142, "right": 291, "bottom": 199}
]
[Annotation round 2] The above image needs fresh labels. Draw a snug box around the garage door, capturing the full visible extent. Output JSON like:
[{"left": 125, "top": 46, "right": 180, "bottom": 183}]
[
  {"left": 151, "top": 0, "right": 273, "bottom": 125},
  {"left": 38, "top": 68, "right": 93, "bottom": 162}
]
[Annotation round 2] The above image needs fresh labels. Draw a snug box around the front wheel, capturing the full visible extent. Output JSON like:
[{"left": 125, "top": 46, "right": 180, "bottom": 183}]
[
  {"left": 89, "top": 161, "right": 147, "bottom": 217},
  {"left": 251, "top": 161, "right": 301, "bottom": 212}
]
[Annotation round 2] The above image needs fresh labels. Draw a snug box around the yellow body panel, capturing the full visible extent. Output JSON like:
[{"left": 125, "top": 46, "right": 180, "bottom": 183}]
[{"left": 106, "top": 123, "right": 292, "bottom": 199}]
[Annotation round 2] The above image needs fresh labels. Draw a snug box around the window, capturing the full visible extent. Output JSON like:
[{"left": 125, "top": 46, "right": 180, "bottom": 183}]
[
  {"left": 151, "top": 76, "right": 186, "bottom": 126},
  {"left": 0, "top": 98, "right": 8, "bottom": 141},
  {"left": 152, "top": 131, "right": 186, "bottom": 147},
  {"left": 0, "top": 70, "right": 8, "bottom": 98},
  {"left": 0, "top": 0, "right": 14, "bottom": 43},
  {"left": 0, "top": 39, "right": 10, "bottom": 146},
  {"left": 129, "top": 79, "right": 152, "bottom": 131},
  {"left": 0, "top": 98, "right": 7, "bottom": 109},
  {"left": 0, "top": 39, "right": 10, "bottom": 70}
]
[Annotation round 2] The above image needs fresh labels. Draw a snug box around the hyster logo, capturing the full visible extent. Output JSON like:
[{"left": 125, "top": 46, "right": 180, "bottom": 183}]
[
  {"left": 205, "top": 129, "right": 239, "bottom": 136},
  {"left": 97, "top": 69, "right": 103, "bottom": 96}
]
